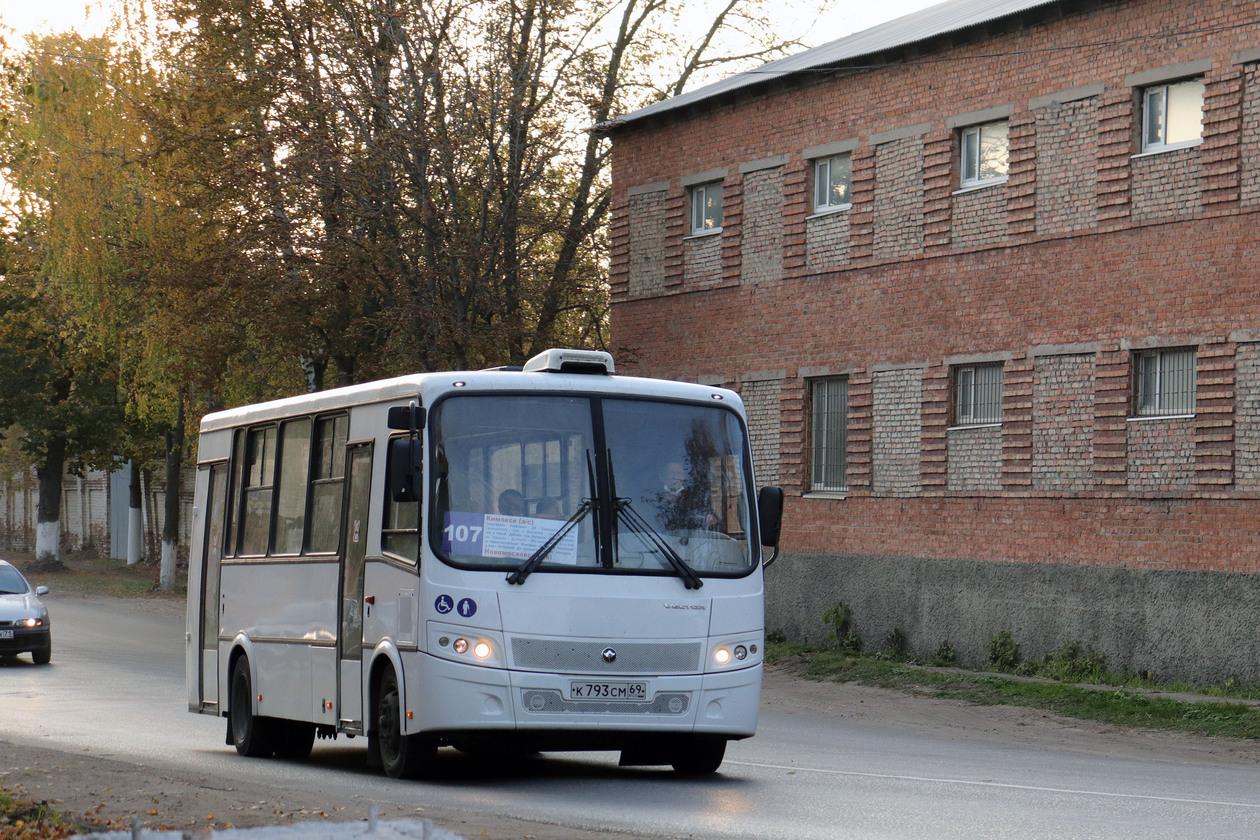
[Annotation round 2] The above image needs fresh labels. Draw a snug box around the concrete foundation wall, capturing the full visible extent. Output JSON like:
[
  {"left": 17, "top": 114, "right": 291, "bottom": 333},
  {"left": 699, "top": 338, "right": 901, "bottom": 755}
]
[{"left": 766, "top": 550, "right": 1260, "bottom": 685}]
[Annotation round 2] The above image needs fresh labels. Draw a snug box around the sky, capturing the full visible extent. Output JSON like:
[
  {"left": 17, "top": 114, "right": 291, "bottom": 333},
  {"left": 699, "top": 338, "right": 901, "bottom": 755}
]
[{"left": 2, "top": 0, "right": 949, "bottom": 52}]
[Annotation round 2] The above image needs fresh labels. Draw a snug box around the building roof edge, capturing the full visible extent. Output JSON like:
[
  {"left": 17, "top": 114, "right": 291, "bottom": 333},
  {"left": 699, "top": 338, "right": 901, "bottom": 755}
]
[{"left": 606, "top": 0, "right": 1063, "bottom": 132}]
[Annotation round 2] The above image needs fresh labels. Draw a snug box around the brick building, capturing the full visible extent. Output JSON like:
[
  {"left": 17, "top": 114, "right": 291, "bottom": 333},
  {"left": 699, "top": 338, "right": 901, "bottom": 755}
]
[{"left": 603, "top": 0, "right": 1260, "bottom": 682}]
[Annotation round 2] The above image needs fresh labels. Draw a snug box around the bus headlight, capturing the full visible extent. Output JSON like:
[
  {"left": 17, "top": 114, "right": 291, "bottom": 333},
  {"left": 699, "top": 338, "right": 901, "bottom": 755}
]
[
  {"left": 707, "top": 636, "right": 762, "bottom": 672},
  {"left": 429, "top": 623, "right": 505, "bottom": 668}
]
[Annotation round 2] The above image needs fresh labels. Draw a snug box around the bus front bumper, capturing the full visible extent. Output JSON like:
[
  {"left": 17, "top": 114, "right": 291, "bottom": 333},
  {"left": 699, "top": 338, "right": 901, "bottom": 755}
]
[{"left": 405, "top": 652, "right": 761, "bottom": 741}]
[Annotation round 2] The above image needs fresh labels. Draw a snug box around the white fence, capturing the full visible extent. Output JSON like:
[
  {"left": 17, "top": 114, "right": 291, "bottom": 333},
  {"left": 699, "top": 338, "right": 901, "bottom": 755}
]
[{"left": 0, "top": 465, "right": 194, "bottom": 565}]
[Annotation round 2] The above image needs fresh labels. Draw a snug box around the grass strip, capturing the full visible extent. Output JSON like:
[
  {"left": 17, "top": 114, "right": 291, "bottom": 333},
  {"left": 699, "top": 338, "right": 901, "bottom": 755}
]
[{"left": 775, "top": 645, "right": 1260, "bottom": 741}]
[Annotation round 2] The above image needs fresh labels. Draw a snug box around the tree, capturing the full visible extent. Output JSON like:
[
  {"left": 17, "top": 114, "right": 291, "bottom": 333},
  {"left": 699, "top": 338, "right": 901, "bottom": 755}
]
[
  {"left": 0, "top": 241, "right": 125, "bottom": 568},
  {"left": 151, "top": 0, "right": 808, "bottom": 381}
]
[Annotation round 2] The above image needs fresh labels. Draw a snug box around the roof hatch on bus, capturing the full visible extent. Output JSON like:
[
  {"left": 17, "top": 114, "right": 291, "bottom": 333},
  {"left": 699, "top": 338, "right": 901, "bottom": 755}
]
[{"left": 522, "top": 348, "right": 615, "bottom": 375}]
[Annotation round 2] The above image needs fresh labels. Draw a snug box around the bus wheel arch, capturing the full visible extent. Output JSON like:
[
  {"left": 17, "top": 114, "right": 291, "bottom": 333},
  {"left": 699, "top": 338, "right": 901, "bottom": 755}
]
[
  {"left": 368, "top": 658, "right": 436, "bottom": 779},
  {"left": 228, "top": 652, "right": 277, "bottom": 757}
]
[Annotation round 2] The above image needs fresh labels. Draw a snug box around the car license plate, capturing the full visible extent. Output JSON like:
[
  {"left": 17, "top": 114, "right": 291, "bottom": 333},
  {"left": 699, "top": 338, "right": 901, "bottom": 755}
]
[
  {"left": 0, "top": 630, "right": 12, "bottom": 639},
  {"left": 569, "top": 681, "right": 648, "bottom": 701}
]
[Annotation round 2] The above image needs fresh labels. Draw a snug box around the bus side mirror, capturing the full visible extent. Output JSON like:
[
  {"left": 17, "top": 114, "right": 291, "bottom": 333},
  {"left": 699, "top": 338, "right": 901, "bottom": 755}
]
[
  {"left": 387, "top": 403, "right": 426, "bottom": 431},
  {"left": 757, "top": 486, "right": 784, "bottom": 567},
  {"left": 389, "top": 437, "right": 422, "bottom": 503}
]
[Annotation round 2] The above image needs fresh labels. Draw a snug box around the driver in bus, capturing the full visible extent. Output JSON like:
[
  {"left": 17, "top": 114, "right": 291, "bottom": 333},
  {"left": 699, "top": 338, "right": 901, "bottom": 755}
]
[
  {"left": 498, "top": 489, "right": 526, "bottom": 516},
  {"left": 653, "top": 461, "right": 717, "bottom": 532}
]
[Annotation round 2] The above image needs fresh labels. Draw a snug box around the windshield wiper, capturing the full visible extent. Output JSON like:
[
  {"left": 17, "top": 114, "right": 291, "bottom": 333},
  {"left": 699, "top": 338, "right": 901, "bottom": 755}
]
[
  {"left": 614, "top": 499, "right": 703, "bottom": 590},
  {"left": 504, "top": 499, "right": 594, "bottom": 586},
  {"left": 607, "top": 454, "right": 702, "bottom": 590}
]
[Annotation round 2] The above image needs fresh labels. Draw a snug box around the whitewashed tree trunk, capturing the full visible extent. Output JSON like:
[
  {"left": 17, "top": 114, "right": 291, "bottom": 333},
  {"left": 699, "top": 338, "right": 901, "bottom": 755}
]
[{"left": 36, "top": 520, "right": 60, "bottom": 565}]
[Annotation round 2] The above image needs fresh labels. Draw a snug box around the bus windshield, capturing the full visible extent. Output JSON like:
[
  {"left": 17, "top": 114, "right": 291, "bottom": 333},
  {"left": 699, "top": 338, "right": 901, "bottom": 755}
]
[{"left": 430, "top": 394, "right": 755, "bottom": 577}]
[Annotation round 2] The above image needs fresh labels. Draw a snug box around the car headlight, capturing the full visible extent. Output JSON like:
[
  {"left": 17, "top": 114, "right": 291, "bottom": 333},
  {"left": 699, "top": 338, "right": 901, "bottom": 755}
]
[{"left": 19, "top": 617, "right": 43, "bottom": 628}]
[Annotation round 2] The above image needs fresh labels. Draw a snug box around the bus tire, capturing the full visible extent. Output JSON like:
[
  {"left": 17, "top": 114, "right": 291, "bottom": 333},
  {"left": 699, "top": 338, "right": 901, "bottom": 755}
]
[
  {"left": 375, "top": 667, "right": 436, "bottom": 779},
  {"left": 230, "top": 656, "right": 276, "bottom": 757},
  {"left": 670, "top": 737, "right": 726, "bottom": 775},
  {"left": 274, "top": 721, "right": 316, "bottom": 760}
]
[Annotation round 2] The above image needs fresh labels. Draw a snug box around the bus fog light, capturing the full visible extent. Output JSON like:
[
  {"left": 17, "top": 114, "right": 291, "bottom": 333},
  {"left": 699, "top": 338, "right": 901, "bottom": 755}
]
[
  {"left": 734, "top": 645, "right": 748, "bottom": 660},
  {"left": 453, "top": 638, "right": 469, "bottom": 654},
  {"left": 473, "top": 641, "right": 491, "bottom": 659},
  {"left": 714, "top": 647, "right": 731, "bottom": 665}
]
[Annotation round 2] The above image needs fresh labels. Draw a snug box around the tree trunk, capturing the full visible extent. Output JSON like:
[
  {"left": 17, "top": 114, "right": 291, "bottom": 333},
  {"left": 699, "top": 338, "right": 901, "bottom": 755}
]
[
  {"left": 127, "top": 460, "right": 143, "bottom": 565},
  {"left": 161, "top": 400, "right": 185, "bottom": 591},
  {"left": 34, "top": 435, "right": 67, "bottom": 571}
]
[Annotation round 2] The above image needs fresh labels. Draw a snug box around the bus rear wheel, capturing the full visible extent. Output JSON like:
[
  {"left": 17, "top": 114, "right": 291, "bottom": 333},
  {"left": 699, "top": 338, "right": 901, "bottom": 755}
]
[
  {"left": 274, "top": 721, "right": 316, "bottom": 760},
  {"left": 670, "top": 737, "right": 726, "bottom": 775},
  {"left": 374, "top": 667, "right": 436, "bottom": 779},
  {"left": 230, "top": 657, "right": 277, "bottom": 757}
]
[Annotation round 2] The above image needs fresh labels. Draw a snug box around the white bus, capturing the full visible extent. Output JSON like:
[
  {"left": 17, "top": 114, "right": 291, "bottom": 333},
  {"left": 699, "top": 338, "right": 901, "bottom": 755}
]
[{"left": 185, "top": 348, "right": 783, "bottom": 777}]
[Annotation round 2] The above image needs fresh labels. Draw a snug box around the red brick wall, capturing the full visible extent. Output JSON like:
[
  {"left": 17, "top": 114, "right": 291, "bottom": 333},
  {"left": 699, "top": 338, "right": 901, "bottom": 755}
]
[{"left": 606, "top": 0, "right": 1260, "bottom": 578}]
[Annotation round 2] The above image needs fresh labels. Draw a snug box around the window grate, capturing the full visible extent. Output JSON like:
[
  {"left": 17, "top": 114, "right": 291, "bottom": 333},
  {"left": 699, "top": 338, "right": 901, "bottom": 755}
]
[
  {"left": 1134, "top": 348, "right": 1196, "bottom": 416},
  {"left": 954, "top": 364, "right": 1003, "bottom": 425},
  {"left": 810, "top": 378, "right": 848, "bottom": 492}
]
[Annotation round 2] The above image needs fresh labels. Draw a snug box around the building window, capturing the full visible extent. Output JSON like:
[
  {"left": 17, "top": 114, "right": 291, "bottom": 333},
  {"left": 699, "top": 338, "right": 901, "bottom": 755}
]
[
  {"left": 960, "top": 122, "right": 1009, "bottom": 187},
  {"left": 689, "top": 181, "right": 723, "bottom": 234},
  {"left": 813, "top": 154, "right": 852, "bottom": 212},
  {"left": 953, "top": 363, "right": 1003, "bottom": 425},
  {"left": 1142, "top": 78, "right": 1204, "bottom": 152},
  {"left": 810, "top": 377, "right": 848, "bottom": 491},
  {"left": 1133, "top": 348, "right": 1196, "bottom": 416}
]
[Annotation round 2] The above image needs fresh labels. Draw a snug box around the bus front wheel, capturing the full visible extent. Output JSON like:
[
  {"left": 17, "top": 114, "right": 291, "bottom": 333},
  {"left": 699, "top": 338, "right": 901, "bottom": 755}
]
[
  {"left": 230, "top": 657, "right": 276, "bottom": 757},
  {"left": 374, "top": 667, "right": 436, "bottom": 779},
  {"left": 670, "top": 736, "right": 726, "bottom": 775}
]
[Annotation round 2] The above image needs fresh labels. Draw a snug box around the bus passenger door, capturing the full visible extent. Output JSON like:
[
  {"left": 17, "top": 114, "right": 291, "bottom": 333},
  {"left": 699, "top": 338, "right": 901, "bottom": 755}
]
[
  {"left": 199, "top": 463, "right": 228, "bottom": 710},
  {"left": 338, "top": 444, "right": 373, "bottom": 730}
]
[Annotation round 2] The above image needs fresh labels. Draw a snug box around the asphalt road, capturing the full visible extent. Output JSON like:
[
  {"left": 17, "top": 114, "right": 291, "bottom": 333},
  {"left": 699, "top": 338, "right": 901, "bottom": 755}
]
[{"left": 4, "top": 595, "right": 1260, "bottom": 839}]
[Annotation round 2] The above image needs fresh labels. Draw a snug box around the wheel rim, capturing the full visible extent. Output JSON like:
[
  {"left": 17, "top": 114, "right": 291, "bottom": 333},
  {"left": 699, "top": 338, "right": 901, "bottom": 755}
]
[
  {"left": 378, "top": 675, "right": 403, "bottom": 765},
  {"left": 231, "top": 667, "right": 251, "bottom": 744}
]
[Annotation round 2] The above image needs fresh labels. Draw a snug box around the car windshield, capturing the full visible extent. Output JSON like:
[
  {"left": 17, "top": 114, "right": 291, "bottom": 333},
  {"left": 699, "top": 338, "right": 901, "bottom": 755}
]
[
  {"left": 0, "top": 564, "right": 29, "bottom": 595},
  {"left": 430, "top": 394, "right": 755, "bottom": 578}
]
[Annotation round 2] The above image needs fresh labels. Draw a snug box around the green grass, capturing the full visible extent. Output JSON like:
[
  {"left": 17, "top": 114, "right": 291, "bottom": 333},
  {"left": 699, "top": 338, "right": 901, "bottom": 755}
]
[
  {"left": 15, "top": 555, "right": 184, "bottom": 600},
  {"left": 768, "top": 642, "right": 1260, "bottom": 740}
]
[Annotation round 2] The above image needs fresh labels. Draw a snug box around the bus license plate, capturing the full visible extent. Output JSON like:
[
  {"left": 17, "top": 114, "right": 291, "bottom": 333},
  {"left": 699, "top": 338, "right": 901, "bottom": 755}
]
[{"left": 569, "top": 681, "right": 648, "bottom": 701}]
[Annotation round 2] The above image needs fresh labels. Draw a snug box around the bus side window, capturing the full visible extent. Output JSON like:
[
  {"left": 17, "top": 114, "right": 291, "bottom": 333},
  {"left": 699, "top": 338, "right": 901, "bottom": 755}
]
[
  {"left": 240, "top": 426, "right": 277, "bottom": 556},
  {"left": 225, "top": 429, "right": 247, "bottom": 556},
  {"left": 307, "top": 415, "right": 348, "bottom": 554},
  {"left": 383, "top": 436, "right": 420, "bottom": 562},
  {"left": 274, "top": 419, "right": 312, "bottom": 555}
]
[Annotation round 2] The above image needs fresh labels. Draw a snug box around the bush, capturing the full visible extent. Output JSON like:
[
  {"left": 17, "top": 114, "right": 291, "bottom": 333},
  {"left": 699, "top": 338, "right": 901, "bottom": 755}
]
[
  {"left": 822, "top": 601, "right": 862, "bottom": 654},
  {"left": 1020, "top": 642, "right": 1109, "bottom": 683},
  {"left": 986, "top": 630, "right": 1020, "bottom": 671},
  {"left": 876, "top": 627, "right": 911, "bottom": 661},
  {"left": 930, "top": 640, "right": 958, "bottom": 667}
]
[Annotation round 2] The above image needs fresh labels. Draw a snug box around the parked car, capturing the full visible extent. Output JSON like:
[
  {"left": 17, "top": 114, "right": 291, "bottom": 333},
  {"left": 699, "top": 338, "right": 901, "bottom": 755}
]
[{"left": 0, "top": 559, "right": 51, "bottom": 664}]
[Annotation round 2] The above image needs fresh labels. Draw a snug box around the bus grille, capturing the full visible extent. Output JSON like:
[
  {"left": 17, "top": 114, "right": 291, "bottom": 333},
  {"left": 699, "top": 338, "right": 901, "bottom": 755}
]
[
  {"left": 510, "top": 638, "right": 702, "bottom": 673},
  {"left": 521, "top": 690, "right": 691, "bottom": 716}
]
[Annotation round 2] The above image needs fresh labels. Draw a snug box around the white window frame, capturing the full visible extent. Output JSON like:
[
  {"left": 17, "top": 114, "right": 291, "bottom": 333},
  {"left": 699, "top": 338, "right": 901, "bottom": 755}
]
[
  {"left": 1133, "top": 347, "right": 1196, "bottom": 417},
  {"left": 953, "top": 363, "right": 1003, "bottom": 426},
  {"left": 959, "top": 121, "right": 1009, "bottom": 188},
  {"left": 809, "top": 377, "right": 848, "bottom": 492},
  {"left": 1141, "top": 78, "right": 1205, "bottom": 154},
  {"left": 689, "top": 181, "right": 723, "bottom": 235},
  {"left": 813, "top": 153, "right": 852, "bottom": 213}
]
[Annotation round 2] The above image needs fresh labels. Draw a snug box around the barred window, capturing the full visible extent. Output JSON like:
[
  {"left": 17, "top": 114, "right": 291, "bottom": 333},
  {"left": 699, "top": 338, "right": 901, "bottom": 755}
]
[
  {"left": 954, "top": 363, "right": 1003, "bottom": 425},
  {"left": 810, "top": 377, "right": 848, "bottom": 492},
  {"left": 1134, "top": 348, "right": 1196, "bottom": 416}
]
